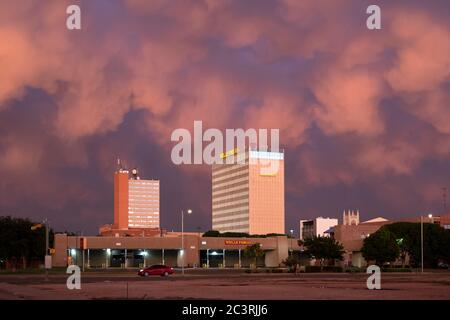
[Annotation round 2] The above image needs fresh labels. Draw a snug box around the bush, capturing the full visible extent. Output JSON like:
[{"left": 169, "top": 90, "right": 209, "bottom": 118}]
[
  {"left": 282, "top": 256, "right": 299, "bottom": 271},
  {"left": 324, "top": 266, "right": 343, "bottom": 272},
  {"left": 345, "top": 266, "right": 364, "bottom": 273}
]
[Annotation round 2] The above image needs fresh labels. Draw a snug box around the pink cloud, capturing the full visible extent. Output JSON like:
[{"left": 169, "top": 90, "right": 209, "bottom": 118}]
[{"left": 0, "top": 1, "right": 449, "bottom": 229}]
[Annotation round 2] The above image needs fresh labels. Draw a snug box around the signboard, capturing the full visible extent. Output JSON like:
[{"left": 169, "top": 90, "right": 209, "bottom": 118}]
[
  {"left": 260, "top": 172, "right": 277, "bottom": 177},
  {"left": 45, "top": 255, "right": 52, "bottom": 269},
  {"left": 220, "top": 148, "right": 239, "bottom": 159},
  {"left": 224, "top": 240, "right": 253, "bottom": 246}
]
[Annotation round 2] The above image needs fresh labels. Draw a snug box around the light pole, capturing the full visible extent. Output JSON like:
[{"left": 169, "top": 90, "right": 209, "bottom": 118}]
[
  {"left": 31, "top": 218, "right": 50, "bottom": 280},
  {"left": 44, "top": 218, "right": 49, "bottom": 280},
  {"left": 44, "top": 218, "right": 49, "bottom": 257},
  {"left": 421, "top": 213, "right": 433, "bottom": 273},
  {"left": 181, "top": 209, "right": 192, "bottom": 275},
  {"left": 289, "top": 229, "right": 294, "bottom": 256}
]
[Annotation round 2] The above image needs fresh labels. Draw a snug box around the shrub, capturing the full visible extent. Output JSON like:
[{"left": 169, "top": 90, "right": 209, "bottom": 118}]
[{"left": 345, "top": 266, "right": 364, "bottom": 273}]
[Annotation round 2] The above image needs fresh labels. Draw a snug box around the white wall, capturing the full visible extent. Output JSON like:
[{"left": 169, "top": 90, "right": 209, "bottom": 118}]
[{"left": 315, "top": 218, "right": 338, "bottom": 237}]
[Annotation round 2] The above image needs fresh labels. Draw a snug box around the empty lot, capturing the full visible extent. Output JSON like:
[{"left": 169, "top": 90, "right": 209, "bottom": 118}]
[{"left": 0, "top": 271, "right": 449, "bottom": 300}]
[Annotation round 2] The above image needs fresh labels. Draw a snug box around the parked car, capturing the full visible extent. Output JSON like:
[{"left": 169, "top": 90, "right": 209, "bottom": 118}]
[
  {"left": 138, "top": 264, "right": 174, "bottom": 277},
  {"left": 437, "top": 262, "right": 449, "bottom": 269}
]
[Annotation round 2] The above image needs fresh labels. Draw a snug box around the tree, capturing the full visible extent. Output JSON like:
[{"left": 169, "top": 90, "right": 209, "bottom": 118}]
[
  {"left": 396, "top": 237, "right": 408, "bottom": 267},
  {"left": 383, "top": 222, "right": 450, "bottom": 267},
  {"left": 202, "top": 230, "right": 220, "bottom": 237},
  {"left": 303, "top": 236, "right": 344, "bottom": 270},
  {"left": 361, "top": 228, "right": 399, "bottom": 267},
  {"left": 243, "top": 243, "right": 264, "bottom": 269},
  {"left": 0, "top": 216, "right": 55, "bottom": 270},
  {"left": 282, "top": 255, "right": 299, "bottom": 272}
]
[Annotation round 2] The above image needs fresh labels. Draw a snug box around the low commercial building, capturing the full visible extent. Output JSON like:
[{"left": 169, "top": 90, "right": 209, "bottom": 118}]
[
  {"left": 53, "top": 233, "right": 300, "bottom": 269},
  {"left": 331, "top": 218, "right": 391, "bottom": 267},
  {"left": 440, "top": 212, "right": 450, "bottom": 229}
]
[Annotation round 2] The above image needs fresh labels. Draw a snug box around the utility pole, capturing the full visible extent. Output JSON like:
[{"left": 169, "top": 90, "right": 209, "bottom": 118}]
[
  {"left": 421, "top": 215, "right": 424, "bottom": 274},
  {"left": 81, "top": 230, "right": 85, "bottom": 272},
  {"left": 45, "top": 219, "right": 49, "bottom": 256},
  {"left": 421, "top": 213, "right": 433, "bottom": 274},
  {"left": 181, "top": 209, "right": 193, "bottom": 275}
]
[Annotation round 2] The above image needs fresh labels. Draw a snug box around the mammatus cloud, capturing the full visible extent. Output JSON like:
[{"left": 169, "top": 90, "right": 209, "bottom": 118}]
[{"left": 0, "top": 0, "right": 449, "bottom": 232}]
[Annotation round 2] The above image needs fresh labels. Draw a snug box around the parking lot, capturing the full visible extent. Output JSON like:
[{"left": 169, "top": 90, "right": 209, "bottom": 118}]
[{"left": 0, "top": 270, "right": 449, "bottom": 300}]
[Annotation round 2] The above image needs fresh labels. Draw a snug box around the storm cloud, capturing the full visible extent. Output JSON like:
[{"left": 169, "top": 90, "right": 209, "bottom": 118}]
[{"left": 0, "top": 0, "right": 449, "bottom": 234}]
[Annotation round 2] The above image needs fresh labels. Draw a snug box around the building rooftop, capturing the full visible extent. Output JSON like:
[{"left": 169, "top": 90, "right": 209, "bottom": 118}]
[{"left": 361, "top": 217, "right": 389, "bottom": 224}]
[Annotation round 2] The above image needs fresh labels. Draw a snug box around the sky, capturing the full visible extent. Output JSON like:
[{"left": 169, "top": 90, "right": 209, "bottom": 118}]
[{"left": 0, "top": 0, "right": 449, "bottom": 235}]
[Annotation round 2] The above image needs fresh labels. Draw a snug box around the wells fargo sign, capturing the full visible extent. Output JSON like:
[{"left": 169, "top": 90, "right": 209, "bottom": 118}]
[{"left": 224, "top": 240, "right": 253, "bottom": 246}]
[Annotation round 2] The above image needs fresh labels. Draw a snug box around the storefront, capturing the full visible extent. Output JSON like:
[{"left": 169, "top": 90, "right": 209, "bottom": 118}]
[{"left": 54, "top": 233, "right": 300, "bottom": 268}]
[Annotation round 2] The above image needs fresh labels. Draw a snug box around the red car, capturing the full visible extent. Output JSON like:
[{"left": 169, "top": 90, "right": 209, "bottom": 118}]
[{"left": 138, "top": 264, "right": 174, "bottom": 277}]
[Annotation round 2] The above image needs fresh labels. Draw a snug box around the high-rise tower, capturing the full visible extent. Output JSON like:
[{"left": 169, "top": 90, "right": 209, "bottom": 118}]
[
  {"left": 212, "top": 148, "right": 285, "bottom": 235},
  {"left": 113, "top": 165, "right": 160, "bottom": 229}
]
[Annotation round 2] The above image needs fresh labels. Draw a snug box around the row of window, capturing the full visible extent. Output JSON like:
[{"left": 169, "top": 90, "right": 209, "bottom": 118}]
[{"left": 128, "top": 212, "right": 160, "bottom": 215}]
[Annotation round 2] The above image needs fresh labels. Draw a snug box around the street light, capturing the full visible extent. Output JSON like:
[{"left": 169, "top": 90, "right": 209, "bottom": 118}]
[
  {"left": 181, "top": 209, "right": 192, "bottom": 275},
  {"left": 31, "top": 218, "right": 50, "bottom": 280},
  {"left": 421, "top": 213, "right": 433, "bottom": 273},
  {"left": 289, "top": 229, "right": 294, "bottom": 256}
]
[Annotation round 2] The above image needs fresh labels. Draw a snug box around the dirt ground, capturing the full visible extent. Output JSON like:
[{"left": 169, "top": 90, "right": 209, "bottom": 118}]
[{"left": 0, "top": 271, "right": 449, "bottom": 300}]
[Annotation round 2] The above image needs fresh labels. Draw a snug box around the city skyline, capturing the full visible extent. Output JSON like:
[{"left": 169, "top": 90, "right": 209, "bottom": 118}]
[{"left": 0, "top": 1, "right": 450, "bottom": 235}]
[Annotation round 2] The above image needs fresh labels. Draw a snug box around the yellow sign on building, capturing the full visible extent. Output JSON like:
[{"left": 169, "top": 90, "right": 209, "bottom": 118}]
[
  {"left": 220, "top": 148, "right": 239, "bottom": 159},
  {"left": 260, "top": 172, "right": 277, "bottom": 177},
  {"left": 224, "top": 240, "right": 253, "bottom": 246}
]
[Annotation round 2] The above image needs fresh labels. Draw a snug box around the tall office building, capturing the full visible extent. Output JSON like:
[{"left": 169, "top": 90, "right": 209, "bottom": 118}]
[
  {"left": 212, "top": 149, "right": 285, "bottom": 235},
  {"left": 114, "top": 165, "right": 160, "bottom": 229}
]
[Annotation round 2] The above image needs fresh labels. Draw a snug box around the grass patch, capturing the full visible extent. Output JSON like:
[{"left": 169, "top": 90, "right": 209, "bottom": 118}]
[
  {"left": 305, "top": 266, "right": 343, "bottom": 273},
  {"left": 382, "top": 268, "right": 412, "bottom": 272}
]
